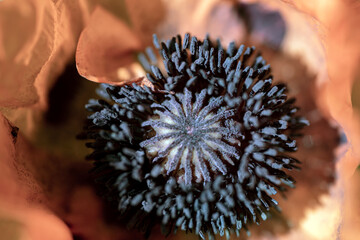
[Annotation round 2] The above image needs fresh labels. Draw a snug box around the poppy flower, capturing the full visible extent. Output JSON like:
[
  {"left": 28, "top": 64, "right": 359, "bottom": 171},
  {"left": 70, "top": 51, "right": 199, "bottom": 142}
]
[
  {"left": 0, "top": 0, "right": 359, "bottom": 240},
  {"left": 75, "top": 0, "right": 349, "bottom": 239}
]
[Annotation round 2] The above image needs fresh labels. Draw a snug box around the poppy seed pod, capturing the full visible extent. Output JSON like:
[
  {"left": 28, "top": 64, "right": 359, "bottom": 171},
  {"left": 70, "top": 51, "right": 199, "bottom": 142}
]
[{"left": 81, "top": 33, "right": 308, "bottom": 239}]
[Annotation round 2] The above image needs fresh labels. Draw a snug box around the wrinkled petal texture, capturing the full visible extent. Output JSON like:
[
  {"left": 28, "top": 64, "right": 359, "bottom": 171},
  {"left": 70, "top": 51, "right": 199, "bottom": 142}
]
[
  {"left": 323, "top": 1, "right": 360, "bottom": 239},
  {"left": 0, "top": 1, "right": 93, "bottom": 239},
  {"left": 34, "top": 0, "right": 92, "bottom": 109},
  {"left": 0, "top": 0, "right": 54, "bottom": 107},
  {"left": 0, "top": 0, "right": 91, "bottom": 109},
  {"left": 282, "top": 0, "right": 360, "bottom": 238},
  {"left": 1, "top": 0, "right": 92, "bottom": 140},
  {"left": 268, "top": 0, "right": 360, "bottom": 239}
]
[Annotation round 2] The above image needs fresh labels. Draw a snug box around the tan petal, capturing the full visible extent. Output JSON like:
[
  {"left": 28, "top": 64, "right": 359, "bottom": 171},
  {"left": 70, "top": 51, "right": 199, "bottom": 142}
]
[
  {"left": 323, "top": 1, "right": 360, "bottom": 238},
  {"left": 0, "top": 113, "right": 20, "bottom": 201},
  {"left": 0, "top": 113, "right": 72, "bottom": 240},
  {"left": 0, "top": 113, "right": 43, "bottom": 205},
  {"left": 0, "top": 0, "right": 93, "bottom": 109},
  {"left": 0, "top": 0, "right": 55, "bottom": 108},
  {"left": 76, "top": 6, "right": 142, "bottom": 84},
  {"left": 271, "top": 0, "right": 360, "bottom": 238},
  {"left": 2, "top": 0, "right": 93, "bottom": 139},
  {"left": 34, "top": 0, "right": 93, "bottom": 110}
]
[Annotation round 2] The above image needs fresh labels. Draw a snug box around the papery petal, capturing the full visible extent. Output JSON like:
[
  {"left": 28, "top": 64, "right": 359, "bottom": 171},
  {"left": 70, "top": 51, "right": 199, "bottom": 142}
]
[
  {"left": 34, "top": 0, "right": 93, "bottom": 110},
  {"left": 2, "top": 0, "right": 93, "bottom": 138},
  {"left": 76, "top": 6, "right": 142, "bottom": 84},
  {"left": 0, "top": 0, "right": 92, "bottom": 109},
  {"left": 0, "top": 113, "right": 21, "bottom": 201},
  {"left": 321, "top": 1, "right": 360, "bottom": 238},
  {"left": 0, "top": 112, "right": 43, "bottom": 205},
  {"left": 0, "top": 113, "right": 72, "bottom": 240},
  {"left": 268, "top": 0, "right": 360, "bottom": 239},
  {"left": 0, "top": 0, "right": 55, "bottom": 107},
  {"left": 322, "top": 1, "right": 360, "bottom": 175},
  {"left": 282, "top": 2, "right": 360, "bottom": 239},
  {"left": 261, "top": 0, "right": 327, "bottom": 78}
]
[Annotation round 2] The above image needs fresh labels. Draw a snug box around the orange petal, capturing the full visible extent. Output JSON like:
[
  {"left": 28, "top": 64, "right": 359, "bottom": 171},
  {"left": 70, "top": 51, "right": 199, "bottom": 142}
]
[
  {"left": 0, "top": 112, "right": 47, "bottom": 207},
  {"left": 276, "top": 0, "right": 360, "bottom": 238},
  {"left": 323, "top": 1, "right": 360, "bottom": 175},
  {"left": 0, "top": 0, "right": 55, "bottom": 108},
  {"left": 322, "top": 2, "right": 360, "bottom": 238},
  {"left": 76, "top": 6, "right": 142, "bottom": 84},
  {"left": 0, "top": 113, "right": 72, "bottom": 240},
  {"left": 0, "top": 113, "right": 19, "bottom": 201},
  {"left": 34, "top": 0, "right": 93, "bottom": 110},
  {"left": 0, "top": 206, "right": 72, "bottom": 240},
  {"left": 0, "top": 0, "right": 93, "bottom": 109},
  {"left": 2, "top": 0, "right": 93, "bottom": 138},
  {"left": 0, "top": 113, "right": 43, "bottom": 205},
  {"left": 342, "top": 168, "right": 360, "bottom": 239}
]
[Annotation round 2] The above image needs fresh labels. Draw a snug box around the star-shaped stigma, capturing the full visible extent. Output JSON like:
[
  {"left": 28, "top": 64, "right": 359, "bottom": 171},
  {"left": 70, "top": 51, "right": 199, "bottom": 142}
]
[{"left": 140, "top": 88, "right": 241, "bottom": 184}]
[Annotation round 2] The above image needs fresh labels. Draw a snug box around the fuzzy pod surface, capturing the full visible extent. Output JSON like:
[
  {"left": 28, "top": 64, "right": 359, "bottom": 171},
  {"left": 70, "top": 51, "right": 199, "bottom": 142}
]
[{"left": 81, "top": 33, "right": 309, "bottom": 239}]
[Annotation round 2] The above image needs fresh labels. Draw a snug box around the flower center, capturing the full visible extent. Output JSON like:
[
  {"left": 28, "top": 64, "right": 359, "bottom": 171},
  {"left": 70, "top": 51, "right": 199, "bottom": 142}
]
[
  {"left": 140, "top": 88, "right": 240, "bottom": 184},
  {"left": 186, "top": 126, "right": 194, "bottom": 135}
]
